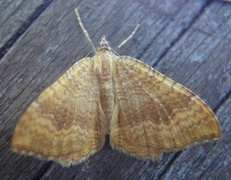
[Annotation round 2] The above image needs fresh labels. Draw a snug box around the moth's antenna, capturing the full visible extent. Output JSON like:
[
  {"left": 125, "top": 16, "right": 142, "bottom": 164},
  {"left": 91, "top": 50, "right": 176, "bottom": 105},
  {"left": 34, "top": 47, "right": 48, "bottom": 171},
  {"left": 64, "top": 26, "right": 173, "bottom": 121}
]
[
  {"left": 75, "top": 8, "right": 96, "bottom": 52},
  {"left": 116, "top": 24, "right": 140, "bottom": 50}
]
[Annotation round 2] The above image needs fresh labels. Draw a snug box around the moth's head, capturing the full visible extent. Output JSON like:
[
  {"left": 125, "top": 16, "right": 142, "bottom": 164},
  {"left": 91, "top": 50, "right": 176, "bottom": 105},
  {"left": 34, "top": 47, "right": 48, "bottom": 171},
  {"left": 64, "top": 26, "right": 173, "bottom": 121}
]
[{"left": 97, "top": 35, "right": 112, "bottom": 52}]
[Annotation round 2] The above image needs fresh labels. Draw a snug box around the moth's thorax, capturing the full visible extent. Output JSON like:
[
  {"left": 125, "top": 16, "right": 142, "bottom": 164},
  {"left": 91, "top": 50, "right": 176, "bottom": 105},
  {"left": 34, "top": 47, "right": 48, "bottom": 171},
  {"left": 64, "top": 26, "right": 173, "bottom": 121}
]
[
  {"left": 93, "top": 48, "right": 117, "bottom": 76},
  {"left": 93, "top": 36, "right": 114, "bottom": 74}
]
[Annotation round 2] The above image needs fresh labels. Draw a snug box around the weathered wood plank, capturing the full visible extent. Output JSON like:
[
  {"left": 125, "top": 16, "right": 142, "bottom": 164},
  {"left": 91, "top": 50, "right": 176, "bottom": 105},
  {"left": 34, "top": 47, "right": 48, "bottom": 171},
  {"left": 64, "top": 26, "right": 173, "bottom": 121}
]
[
  {"left": 0, "top": 0, "right": 230, "bottom": 179},
  {"left": 0, "top": 0, "right": 53, "bottom": 57}
]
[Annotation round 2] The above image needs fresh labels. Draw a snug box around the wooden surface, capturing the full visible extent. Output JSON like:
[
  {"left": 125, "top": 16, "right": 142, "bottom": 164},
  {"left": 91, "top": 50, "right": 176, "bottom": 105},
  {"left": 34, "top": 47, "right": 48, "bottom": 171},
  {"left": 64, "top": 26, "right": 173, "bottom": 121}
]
[{"left": 0, "top": 0, "right": 230, "bottom": 179}]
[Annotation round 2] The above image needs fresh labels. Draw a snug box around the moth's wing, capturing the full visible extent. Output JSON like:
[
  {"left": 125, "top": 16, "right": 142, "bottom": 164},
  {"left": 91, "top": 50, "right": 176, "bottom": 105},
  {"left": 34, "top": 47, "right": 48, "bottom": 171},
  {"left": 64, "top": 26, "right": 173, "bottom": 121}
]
[
  {"left": 12, "top": 58, "right": 107, "bottom": 166},
  {"left": 110, "top": 56, "right": 221, "bottom": 160}
]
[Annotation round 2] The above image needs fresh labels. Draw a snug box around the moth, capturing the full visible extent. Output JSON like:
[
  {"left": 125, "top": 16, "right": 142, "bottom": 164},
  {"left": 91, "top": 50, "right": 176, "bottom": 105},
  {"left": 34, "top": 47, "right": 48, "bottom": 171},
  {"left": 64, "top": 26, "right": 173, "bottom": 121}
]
[{"left": 12, "top": 9, "right": 221, "bottom": 166}]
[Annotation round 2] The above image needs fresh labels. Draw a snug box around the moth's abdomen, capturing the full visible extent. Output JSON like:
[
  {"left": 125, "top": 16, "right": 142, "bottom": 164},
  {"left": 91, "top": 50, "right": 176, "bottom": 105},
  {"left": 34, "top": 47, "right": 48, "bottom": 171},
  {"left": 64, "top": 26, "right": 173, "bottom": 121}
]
[{"left": 98, "top": 76, "right": 115, "bottom": 128}]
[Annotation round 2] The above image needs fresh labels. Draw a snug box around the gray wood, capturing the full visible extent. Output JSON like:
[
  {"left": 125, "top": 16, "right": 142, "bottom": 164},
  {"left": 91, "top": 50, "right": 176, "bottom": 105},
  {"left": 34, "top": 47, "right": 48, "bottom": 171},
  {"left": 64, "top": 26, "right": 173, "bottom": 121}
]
[
  {"left": 0, "top": 0, "right": 230, "bottom": 179},
  {"left": 0, "top": 0, "right": 53, "bottom": 58}
]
